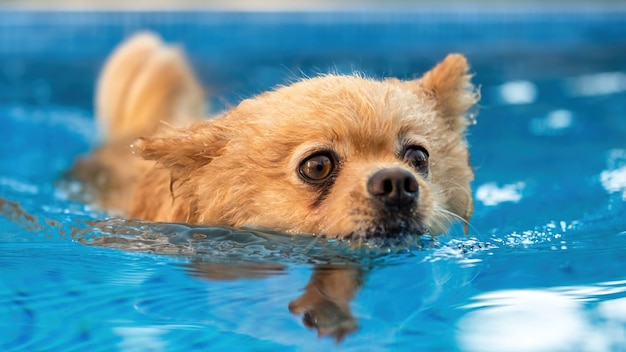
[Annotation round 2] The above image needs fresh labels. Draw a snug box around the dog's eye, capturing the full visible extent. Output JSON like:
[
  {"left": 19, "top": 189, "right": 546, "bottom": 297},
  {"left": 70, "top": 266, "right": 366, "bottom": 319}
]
[
  {"left": 404, "top": 146, "right": 429, "bottom": 176},
  {"left": 299, "top": 154, "right": 334, "bottom": 182}
]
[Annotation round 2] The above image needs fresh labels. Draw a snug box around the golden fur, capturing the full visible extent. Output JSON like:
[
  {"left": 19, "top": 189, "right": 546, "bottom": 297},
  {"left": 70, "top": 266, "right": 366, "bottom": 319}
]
[{"left": 70, "top": 32, "right": 479, "bottom": 240}]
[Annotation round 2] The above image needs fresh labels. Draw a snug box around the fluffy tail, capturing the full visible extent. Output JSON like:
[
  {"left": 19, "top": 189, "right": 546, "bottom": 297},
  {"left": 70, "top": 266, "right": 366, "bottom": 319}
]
[{"left": 95, "top": 32, "right": 205, "bottom": 143}]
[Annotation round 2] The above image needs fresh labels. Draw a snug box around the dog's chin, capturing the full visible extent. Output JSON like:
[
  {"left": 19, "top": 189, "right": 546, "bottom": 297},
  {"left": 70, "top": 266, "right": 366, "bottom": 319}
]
[
  {"left": 342, "top": 214, "right": 430, "bottom": 247},
  {"left": 343, "top": 227, "right": 430, "bottom": 251}
]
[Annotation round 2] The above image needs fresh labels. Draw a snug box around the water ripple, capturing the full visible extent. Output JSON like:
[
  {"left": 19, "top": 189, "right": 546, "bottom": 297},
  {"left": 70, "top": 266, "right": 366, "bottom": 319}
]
[
  {"left": 72, "top": 218, "right": 446, "bottom": 266},
  {"left": 457, "top": 280, "right": 626, "bottom": 351}
]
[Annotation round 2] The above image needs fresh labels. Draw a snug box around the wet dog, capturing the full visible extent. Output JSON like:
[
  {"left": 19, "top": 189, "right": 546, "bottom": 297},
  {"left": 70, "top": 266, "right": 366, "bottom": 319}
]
[{"left": 71, "top": 32, "right": 478, "bottom": 240}]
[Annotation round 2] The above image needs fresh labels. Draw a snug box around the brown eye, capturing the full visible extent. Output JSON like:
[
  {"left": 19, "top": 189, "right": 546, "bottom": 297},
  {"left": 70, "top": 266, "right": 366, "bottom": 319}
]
[
  {"left": 404, "top": 146, "right": 429, "bottom": 176},
  {"left": 299, "top": 153, "right": 334, "bottom": 182}
]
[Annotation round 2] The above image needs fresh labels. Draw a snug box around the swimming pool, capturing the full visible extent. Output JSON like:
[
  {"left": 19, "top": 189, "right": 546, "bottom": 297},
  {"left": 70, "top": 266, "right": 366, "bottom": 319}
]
[{"left": 1, "top": 7, "right": 626, "bottom": 351}]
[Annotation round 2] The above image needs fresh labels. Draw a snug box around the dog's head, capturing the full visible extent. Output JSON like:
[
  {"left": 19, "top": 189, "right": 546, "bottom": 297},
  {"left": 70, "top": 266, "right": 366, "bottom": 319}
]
[{"left": 137, "top": 54, "right": 478, "bottom": 239}]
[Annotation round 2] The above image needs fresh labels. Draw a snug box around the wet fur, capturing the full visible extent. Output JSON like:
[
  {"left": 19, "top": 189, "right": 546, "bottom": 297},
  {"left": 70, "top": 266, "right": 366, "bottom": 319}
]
[{"left": 70, "top": 32, "right": 479, "bottom": 239}]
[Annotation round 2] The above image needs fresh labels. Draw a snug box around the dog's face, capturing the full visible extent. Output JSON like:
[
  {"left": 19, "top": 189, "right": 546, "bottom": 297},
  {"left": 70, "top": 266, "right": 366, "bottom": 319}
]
[{"left": 138, "top": 54, "right": 478, "bottom": 239}]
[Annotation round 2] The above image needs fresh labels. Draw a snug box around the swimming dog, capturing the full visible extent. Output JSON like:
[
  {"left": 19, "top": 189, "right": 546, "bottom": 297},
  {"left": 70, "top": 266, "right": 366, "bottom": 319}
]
[{"left": 71, "top": 32, "right": 478, "bottom": 240}]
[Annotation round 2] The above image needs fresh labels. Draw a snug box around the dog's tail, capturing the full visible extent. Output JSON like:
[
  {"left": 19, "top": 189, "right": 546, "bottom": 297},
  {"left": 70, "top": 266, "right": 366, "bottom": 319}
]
[{"left": 95, "top": 32, "right": 205, "bottom": 143}]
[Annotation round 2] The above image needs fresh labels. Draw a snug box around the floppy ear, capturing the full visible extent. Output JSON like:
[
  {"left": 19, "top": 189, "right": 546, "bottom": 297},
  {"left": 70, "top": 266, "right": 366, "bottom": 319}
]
[
  {"left": 133, "top": 120, "right": 228, "bottom": 175},
  {"left": 420, "top": 54, "right": 479, "bottom": 132}
]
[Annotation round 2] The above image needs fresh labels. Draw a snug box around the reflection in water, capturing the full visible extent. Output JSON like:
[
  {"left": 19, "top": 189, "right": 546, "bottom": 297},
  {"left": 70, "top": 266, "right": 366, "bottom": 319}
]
[
  {"left": 475, "top": 182, "right": 525, "bottom": 207},
  {"left": 457, "top": 282, "right": 626, "bottom": 351},
  {"left": 76, "top": 219, "right": 431, "bottom": 341},
  {"left": 187, "top": 262, "right": 287, "bottom": 280},
  {"left": 0, "top": 197, "right": 43, "bottom": 231},
  {"left": 288, "top": 265, "right": 362, "bottom": 341},
  {"left": 187, "top": 259, "right": 363, "bottom": 341},
  {"left": 189, "top": 261, "right": 363, "bottom": 341},
  {"left": 600, "top": 148, "right": 626, "bottom": 201}
]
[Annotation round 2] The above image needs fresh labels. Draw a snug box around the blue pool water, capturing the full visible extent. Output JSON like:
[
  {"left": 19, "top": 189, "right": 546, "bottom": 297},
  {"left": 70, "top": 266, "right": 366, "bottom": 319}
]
[{"left": 1, "top": 8, "right": 626, "bottom": 351}]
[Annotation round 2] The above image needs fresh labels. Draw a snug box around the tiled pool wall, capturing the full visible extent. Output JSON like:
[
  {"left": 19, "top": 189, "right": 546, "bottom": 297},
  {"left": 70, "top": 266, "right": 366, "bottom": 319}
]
[
  {"left": 0, "top": 8, "right": 624, "bottom": 109},
  {"left": 0, "top": 9, "right": 625, "bottom": 58}
]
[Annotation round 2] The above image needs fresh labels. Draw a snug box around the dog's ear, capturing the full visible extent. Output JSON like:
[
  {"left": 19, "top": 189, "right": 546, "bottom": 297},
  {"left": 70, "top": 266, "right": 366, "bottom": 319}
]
[
  {"left": 420, "top": 54, "right": 479, "bottom": 132},
  {"left": 133, "top": 120, "right": 228, "bottom": 174}
]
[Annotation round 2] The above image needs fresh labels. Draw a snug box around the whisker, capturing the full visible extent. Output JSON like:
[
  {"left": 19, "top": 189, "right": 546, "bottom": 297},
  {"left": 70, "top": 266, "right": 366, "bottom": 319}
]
[
  {"left": 429, "top": 211, "right": 453, "bottom": 235},
  {"left": 158, "top": 120, "right": 177, "bottom": 130},
  {"left": 435, "top": 206, "right": 466, "bottom": 225},
  {"left": 434, "top": 206, "right": 480, "bottom": 236},
  {"left": 299, "top": 234, "right": 323, "bottom": 256},
  {"left": 319, "top": 215, "right": 345, "bottom": 237},
  {"left": 320, "top": 209, "right": 368, "bottom": 241},
  {"left": 433, "top": 181, "right": 473, "bottom": 202}
]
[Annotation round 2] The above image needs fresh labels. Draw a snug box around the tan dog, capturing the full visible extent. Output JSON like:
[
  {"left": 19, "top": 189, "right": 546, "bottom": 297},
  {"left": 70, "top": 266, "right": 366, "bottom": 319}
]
[{"left": 71, "top": 32, "right": 478, "bottom": 240}]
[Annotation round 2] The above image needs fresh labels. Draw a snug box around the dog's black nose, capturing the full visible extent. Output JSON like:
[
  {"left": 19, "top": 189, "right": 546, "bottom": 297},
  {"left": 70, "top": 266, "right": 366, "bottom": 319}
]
[{"left": 367, "top": 168, "right": 419, "bottom": 208}]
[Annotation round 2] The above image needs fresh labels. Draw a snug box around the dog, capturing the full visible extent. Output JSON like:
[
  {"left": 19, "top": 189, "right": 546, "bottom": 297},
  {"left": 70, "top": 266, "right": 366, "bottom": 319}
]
[
  {"left": 70, "top": 31, "right": 478, "bottom": 241},
  {"left": 69, "top": 32, "right": 479, "bottom": 340}
]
